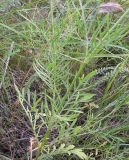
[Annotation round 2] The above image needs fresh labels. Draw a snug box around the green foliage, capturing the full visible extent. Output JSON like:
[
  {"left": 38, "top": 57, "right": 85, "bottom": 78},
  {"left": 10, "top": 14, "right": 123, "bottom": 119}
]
[{"left": 1, "top": 0, "right": 129, "bottom": 160}]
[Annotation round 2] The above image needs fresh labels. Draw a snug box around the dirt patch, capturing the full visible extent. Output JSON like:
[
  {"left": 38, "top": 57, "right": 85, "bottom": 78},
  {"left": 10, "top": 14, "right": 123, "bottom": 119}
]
[{"left": 0, "top": 68, "right": 34, "bottom": 159}]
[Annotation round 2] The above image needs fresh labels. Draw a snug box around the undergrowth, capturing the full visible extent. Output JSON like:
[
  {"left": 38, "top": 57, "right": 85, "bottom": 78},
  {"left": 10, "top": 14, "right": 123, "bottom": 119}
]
[{"left": 1, "top": 0, "right": 129, "bottom": 160}]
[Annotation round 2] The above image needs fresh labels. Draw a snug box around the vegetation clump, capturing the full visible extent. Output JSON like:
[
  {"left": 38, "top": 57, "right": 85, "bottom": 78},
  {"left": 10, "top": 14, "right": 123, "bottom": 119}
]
[{"left": 0, "top": 0, "right": 129, "bottom": 160}]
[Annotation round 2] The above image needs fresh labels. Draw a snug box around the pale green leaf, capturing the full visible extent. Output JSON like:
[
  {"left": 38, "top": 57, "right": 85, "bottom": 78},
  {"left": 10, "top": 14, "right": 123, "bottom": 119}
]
[
  {"left": 79, "top": 93, "right": 95, "bottom": 102},
  {"left": 70, "top": 149, "right": 89, "bottom": 160}
]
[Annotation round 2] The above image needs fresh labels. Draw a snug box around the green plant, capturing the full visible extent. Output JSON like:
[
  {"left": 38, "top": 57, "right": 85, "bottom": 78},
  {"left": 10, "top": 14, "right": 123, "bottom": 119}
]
[{"left": 1, "top": 0, "right": 129, "bottom": 160}]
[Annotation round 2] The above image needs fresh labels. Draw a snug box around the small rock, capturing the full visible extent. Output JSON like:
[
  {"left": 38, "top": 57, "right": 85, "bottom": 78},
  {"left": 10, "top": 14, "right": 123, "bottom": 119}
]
[{"left": 99, "top": 2, "right": 123, "bottom": 14}]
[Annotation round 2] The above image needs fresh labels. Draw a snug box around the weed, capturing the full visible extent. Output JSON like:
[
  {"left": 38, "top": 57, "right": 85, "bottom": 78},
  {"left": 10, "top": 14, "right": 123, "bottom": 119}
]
[{"left": 1, "top": 0, "right": 129, "bottom": 160}]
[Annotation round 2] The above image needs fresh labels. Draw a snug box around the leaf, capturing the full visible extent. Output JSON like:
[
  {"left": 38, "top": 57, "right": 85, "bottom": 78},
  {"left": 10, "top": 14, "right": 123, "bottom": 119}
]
[
  {"left": 80, "top": 70, "right": 97, "bottom": 83},
  {"left": 53, "top": 144, "right": 89, "bottom": 160},
  {"left": 70, "top": 149, "right": 89, "bottom": 160},
  {"left": 66, "top": 145, "right": 75, "bottom": 150},
  {"left": 59, "top": 143, "right": 66, "bottom": 149},
  {"left": 99, "top": 2, "right": 124, "bottom": 14},
  {"left": 31, "top": 97, "right": 42, "bottom": 112},
  {"left": 56, "top": 115, "right": 75, "bottom": 122},
  {"left": 72, "top": 126, "right": 82, "bottom": 135},
  {"left": 79, "top": 93, "right": 95, "bottom": 102}
]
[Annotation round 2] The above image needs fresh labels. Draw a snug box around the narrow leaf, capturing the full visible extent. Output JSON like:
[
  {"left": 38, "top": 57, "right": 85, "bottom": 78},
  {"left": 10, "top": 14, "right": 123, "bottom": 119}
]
[
  {"left": 71, "top": 149, "right": 88, "bottom": 160},
  {"left": 79, "top": 93, "right": 95, "bottom": 102}
]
